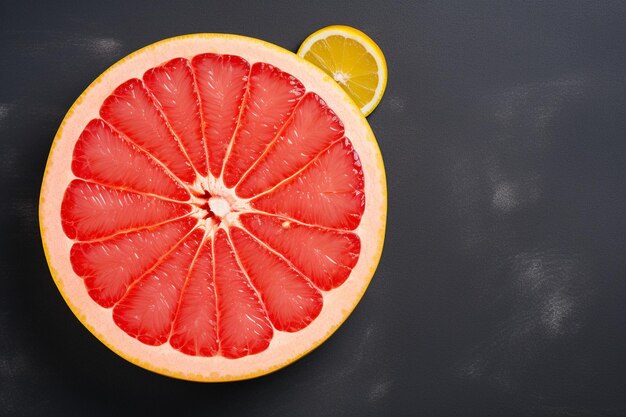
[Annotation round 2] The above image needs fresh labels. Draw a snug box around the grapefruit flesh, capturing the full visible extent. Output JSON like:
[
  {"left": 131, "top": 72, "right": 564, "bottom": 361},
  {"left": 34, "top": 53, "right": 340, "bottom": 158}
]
[
  {"left": 68, "top": 56, "right": 363, "bottom": 355},
  {"left": 40, "top": 35, "right": 386, "bottom": 381}
]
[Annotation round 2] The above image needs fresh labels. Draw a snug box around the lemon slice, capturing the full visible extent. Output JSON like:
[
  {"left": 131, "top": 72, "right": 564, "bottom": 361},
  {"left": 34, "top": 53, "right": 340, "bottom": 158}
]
[{"left": 298, "top": 25, "right": 387, "bottom": 116}]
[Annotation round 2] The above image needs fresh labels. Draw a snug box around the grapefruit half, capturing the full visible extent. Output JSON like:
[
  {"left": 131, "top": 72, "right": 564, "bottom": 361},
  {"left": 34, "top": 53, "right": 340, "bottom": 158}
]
[{"left": 39, "top": 34, "right": 386, "bottom": 381}]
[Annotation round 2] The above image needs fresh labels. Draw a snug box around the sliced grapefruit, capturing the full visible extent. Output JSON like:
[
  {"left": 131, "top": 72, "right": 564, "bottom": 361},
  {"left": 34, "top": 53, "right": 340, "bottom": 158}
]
[{"left": 39, "top": 34, "right": 386, "bottom": 381}]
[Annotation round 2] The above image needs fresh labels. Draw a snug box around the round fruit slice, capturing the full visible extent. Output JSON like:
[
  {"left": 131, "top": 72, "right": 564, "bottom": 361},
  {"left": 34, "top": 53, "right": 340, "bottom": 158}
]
[
  {"left": 297, "top": 25, "right": 388, "bottom": 116},
  {"left": 39, "top": 34, "right": 386, "bottom": 382}
]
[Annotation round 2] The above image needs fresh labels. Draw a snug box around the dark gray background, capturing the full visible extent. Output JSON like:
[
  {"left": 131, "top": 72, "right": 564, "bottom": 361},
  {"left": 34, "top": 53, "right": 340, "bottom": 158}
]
[{"left": 1, "top": 1, "right": 625, "bottom": 416}]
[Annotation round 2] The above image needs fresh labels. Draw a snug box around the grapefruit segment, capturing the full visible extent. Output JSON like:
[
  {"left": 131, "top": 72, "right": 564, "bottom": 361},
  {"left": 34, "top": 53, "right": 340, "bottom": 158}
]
[
  {"left": 99, "top": 79, "right": 196, "bottom": 184},
  {"left": 239, "top": 213, "right": 360, "bottom": 291},
  {"left": 143, "top": 58, "right": 208, "bottom": 176},
  {"left": 169, "top": 240, "right": 218, "bottom": 357},
  {"left": 113, "top": 229, "right": 204, "bottom": 346},
  {"left": 236, "top": 92, "right": 344, "bottom": 198},
  {"left": 61, "top": 180, "right": 191, "bottom": 241},
  {"left": 70, "top": 217, "right": 197, "bottom": 308},
  {"left": 72, "top": 119, "right": 190, "bottom": 201},
  {"left": 191, "top": 54, "right": 250, "bottom": 178},
  {"left": 251, "top": 138, "right": 365, "bottom": 230},
  {"left": 222, "top": 63, "right": 305, "bottom": 188},
  {"left": 230, "top": 227, "right": 323, "bottom": 332},
  {"left": 213, "top": 229, "right": 273, "bottom": 359}
]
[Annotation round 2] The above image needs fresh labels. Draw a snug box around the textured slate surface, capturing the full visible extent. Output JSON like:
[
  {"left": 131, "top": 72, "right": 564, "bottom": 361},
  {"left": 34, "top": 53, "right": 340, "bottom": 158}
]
[{"left": 1, "top": 1, "right": 625, "bottom": 416}]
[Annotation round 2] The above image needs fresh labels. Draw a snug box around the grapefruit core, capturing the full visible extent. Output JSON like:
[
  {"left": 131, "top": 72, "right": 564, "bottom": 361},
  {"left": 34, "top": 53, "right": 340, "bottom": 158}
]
[{"left": 39, "top": 34, "right": 386, "bottom": 381}]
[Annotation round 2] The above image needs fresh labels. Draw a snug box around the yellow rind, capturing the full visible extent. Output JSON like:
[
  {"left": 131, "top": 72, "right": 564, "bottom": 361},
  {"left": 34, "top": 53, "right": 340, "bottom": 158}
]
[
  {"left": 39, "top": 33, "right": 387, "bottom": 382},
  {"left": 297, "top": 25, "right": 388, "bottom": 116}
]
